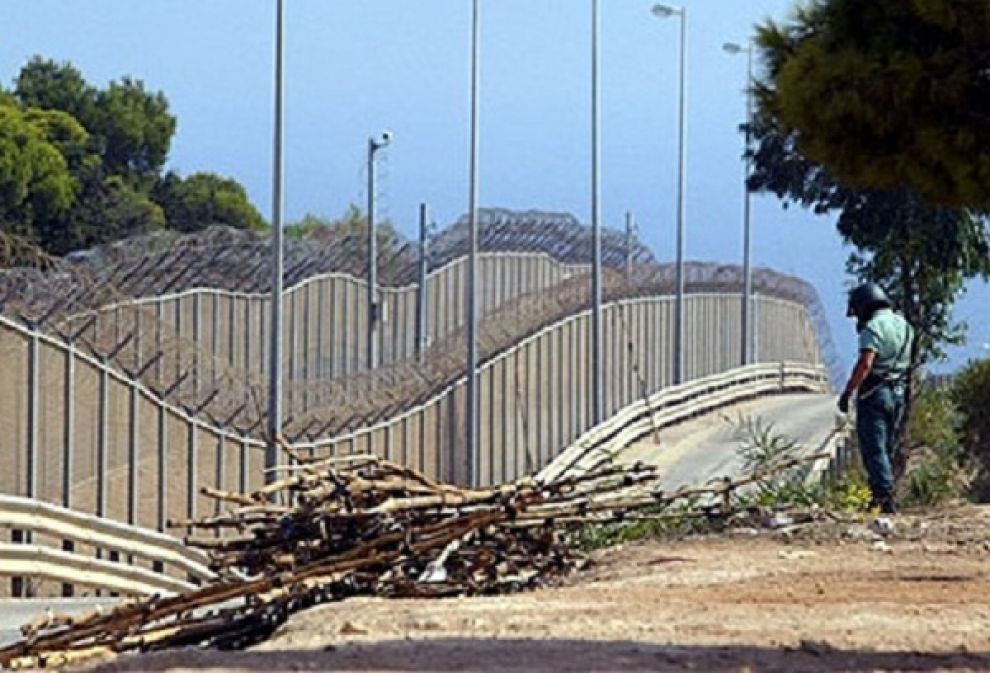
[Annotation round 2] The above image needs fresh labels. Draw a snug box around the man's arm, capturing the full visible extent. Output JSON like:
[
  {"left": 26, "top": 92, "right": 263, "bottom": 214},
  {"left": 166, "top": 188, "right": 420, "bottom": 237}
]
[
  {"left": 844, "top": 349, "right": 877, "bottom": 396},
  {"left": 838, "top": 349, "right": 876, "bottom": 412}
]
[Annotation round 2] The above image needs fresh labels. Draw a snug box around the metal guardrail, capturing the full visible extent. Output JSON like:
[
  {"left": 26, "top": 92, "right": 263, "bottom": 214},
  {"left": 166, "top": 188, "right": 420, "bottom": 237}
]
[
  {"left": 0, "top": 495, "right": 214, "bottom": 597},
  {"left": 539, "top": 362, "right": 829, "bottom": 483},
  {"left": 0, "top": 363, "right": 826, "bottom": 598}
]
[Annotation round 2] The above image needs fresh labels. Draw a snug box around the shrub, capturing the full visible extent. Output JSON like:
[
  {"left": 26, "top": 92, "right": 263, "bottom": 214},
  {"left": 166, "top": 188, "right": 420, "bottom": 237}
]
[
  {"left": 899, "top": 382, "right": 971, "bottom": 507},
  {"left": 952, "top": 358, "right": 990, "bottom": 500}
]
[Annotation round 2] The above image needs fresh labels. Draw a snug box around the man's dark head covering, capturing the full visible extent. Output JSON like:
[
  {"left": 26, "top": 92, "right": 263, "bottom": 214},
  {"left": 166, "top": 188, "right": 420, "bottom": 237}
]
[{"left": 847, "top": 282, "right": 891, "bottom": 323}]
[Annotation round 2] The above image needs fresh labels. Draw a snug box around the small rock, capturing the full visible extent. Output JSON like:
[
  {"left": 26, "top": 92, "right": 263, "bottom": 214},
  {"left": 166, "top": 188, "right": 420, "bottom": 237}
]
[
  {"left": 732, "top": 527, "right": 761, "bottom": 537},
  {"left": 870, "top": 517, "right": 896, "bottom": 537},
  {"left": 871, "top": 540, "right": 892, "bottom": 553},
  {"left": 764, "top": 513, "right": 794, "bottom": 529},
  {"left": 777, "top": 549, "right": 816, "bottom": 561},
  {"left": 339, "top": 621, "right": 368, "bottom": 636}
]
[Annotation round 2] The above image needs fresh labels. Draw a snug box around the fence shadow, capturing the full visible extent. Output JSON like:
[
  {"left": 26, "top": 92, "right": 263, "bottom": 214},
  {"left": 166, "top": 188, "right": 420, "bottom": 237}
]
[{"left": 91, "top": 638, "right": 990, "bottom": 672}]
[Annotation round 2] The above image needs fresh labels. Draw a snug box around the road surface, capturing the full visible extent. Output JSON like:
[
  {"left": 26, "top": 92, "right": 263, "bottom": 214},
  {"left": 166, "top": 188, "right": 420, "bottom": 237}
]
[{"left": 618, "top": 393, "right": 840, "bottom": 492}]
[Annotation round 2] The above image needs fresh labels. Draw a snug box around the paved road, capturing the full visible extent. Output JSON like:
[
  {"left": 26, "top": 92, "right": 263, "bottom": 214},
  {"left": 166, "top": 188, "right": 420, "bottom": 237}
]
[
  {"left": 619, "top": 393, "right": 840, "bottom": 493},
  {"left": 0, "top": 598, "right": 119, "bottom": 648}
]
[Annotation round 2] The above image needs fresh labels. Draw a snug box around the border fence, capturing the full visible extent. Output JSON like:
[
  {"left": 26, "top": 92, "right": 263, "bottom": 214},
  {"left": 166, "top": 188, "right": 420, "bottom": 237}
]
[
  {"left": 0, "top": 209, "right": 832, "bottom": 596},
  {"left": 0, "top": 290, "right": 820, "bottom": 524}
]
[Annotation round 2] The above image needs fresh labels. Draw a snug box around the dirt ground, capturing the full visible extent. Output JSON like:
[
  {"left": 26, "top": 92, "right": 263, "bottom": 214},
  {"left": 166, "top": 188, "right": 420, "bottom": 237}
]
[{"left": 90, "top": 505, "right": 990, "bottom": 673}]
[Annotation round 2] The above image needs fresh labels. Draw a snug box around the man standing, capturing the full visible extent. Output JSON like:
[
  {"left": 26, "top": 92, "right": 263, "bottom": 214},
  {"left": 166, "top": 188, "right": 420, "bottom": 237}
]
[{"left": 838, "top": 283, "right": 914, "bottom": 514}]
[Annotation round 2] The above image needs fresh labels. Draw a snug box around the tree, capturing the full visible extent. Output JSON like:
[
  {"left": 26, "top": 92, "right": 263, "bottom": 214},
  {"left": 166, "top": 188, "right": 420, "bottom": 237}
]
[
  {"left": 15, "top": 58, "right": 176, "bottom": 188},
  {"left": 59, "top": 175, "right": 166, "bottom": 255},
  {"left": 756, "top": 0, "right": 990, "bottom": 209},
  {"left": 0, "top": 101, "right": 76, "bottom": 241},
  {"left": 747, "top": 59, "right": 990, "bottom": 476},
  {"left": 152, "top": 171, "right": 266, "bottom": 233},
  {"left": 749, "top": 112, "right": 990, "bottom": 369},
  {"left": 15, "top": 57, "right": 95, "bottom": 124},
  {"left": 287, "top": 204, "right": 402, "bottom": 254},
  {"left": 91, "top": 77, "right": 175, "bottom": 186}
]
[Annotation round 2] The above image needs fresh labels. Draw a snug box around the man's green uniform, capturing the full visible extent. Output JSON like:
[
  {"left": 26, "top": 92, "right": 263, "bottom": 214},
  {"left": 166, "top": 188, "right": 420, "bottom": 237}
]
[{"left": 851, "top": 298, "right": 913, "bottom": 509}]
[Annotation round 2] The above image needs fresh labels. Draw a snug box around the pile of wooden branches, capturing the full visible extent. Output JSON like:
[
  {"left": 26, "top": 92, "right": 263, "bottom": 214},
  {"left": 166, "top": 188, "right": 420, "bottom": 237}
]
[{"left": 0, "top": 453, "right": 673, "bottom": 670}]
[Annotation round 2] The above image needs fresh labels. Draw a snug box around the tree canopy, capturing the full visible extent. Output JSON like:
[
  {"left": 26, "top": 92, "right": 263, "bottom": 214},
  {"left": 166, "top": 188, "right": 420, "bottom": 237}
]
[
  {"left": 0, "top": 101, "right": 77, "bottom": 240},
  {"left": 749, "top": 4, "right": 990, "bottom": 459},
  {"left": 153, "top": 171, "right": 266, "bottom": 233},
  {"left": 757, "top": 0, "right": 990, "bottom": 209},
  {"left": 0, "top": 56, "right": 263, "bottom": 255}
]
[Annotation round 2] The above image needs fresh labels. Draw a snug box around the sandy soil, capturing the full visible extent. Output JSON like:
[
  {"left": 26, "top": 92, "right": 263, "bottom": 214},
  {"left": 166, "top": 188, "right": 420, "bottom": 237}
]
[{"left": 90, "top": 505, "right": 990, "bottom": 672}]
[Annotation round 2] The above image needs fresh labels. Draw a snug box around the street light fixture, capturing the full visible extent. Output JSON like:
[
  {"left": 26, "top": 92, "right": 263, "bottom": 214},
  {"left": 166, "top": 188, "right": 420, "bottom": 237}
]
[
  {"left": 723, "top": 40, "right": 754, "bottom": 365},
  {"left": 367, "top": 130, "right": 392, "bottom": 372},
  {"left": 651, "top": 3, "right": 687, "bottom": 384}
]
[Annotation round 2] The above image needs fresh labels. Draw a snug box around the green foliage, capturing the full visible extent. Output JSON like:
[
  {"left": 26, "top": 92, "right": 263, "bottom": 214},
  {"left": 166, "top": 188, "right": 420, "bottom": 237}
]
[
  {"left": 284, "top": 213, "right": 333, "bottom": 240},
  {"left": 732, "top": 414, "right": 802, "bottom": 473},
  {"left": 15, "top": 58, "right": 175, "bottom": 187},
  {"left": 285, "top": 205, "right": 408, "bottom": 272},
  {"left": 755, "top": 0, "right": 990, "bottom": 209},
  {"left": 153, "top": 171, "right": 265, "bottom": 233},
  {"left": 569, "top": 502, "right": 711, "bottom": 551},
  {"left": 951, "top": 359, "right": 990, "bottom": 499},
  {"left": 91, "top": 77, "right": 175, "bottom": 186},
  {"left": 15, "top": 57, "right": 95, "bottom": 123},
  {"left": 900, "top": 384, "right": 970, "bottom": 507},
  {"left": 748, "top": 112, "right": 990, "bottom": 371},
  {"left": 0, "top": 101, "right": 76, "bottom": 239},
  {"left": 0, "top": 56, "right": 261, "bottom": 254}
]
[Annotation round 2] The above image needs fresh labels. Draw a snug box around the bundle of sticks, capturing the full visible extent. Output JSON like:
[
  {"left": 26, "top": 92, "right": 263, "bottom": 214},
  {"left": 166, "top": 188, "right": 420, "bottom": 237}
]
[
  {"left": 0, "top": 453, "right": 667, "bottom": 670},
  {"left": 0, "top": 447, "right": 829, "bottom": 670}
]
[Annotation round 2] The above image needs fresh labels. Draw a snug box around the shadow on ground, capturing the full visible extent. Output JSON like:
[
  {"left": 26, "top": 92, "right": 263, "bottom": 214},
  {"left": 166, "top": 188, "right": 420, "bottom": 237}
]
[{"left": 91, "top": 639, "right": 990, "bottom": 672}]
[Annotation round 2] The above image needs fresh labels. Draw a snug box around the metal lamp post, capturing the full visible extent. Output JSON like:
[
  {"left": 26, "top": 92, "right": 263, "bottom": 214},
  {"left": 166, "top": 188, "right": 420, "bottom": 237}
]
[
  {"left": 265, "top": 0, "right": 285, "bottom": 481},
  {"left": 651, "top": 3, "right": 687, "bottom": 384},
  {"left": 590, "top": 0, "right": 604, "bottom": 425},
  {"left": 723, "top": 40, "right": 754, "bottom": 365},
  {"left": 466, "top": 0, "right": 481, "bottom": 486},
  {"left": 367, "top": 130, "right": 392, "bottom": 372}
]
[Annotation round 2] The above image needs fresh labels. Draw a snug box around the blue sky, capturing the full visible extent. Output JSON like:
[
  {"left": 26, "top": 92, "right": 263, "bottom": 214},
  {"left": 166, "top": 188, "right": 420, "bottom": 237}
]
[{"left": 2, "top": 0, "right": 987, "bottom": 372}]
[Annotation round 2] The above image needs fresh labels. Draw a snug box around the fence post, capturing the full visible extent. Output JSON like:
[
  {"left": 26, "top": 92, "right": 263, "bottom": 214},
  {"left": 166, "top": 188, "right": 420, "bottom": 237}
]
[
  {"left": 62, "top": 340, "right": 76, "bottom": 597},
  {"left": 416, "top": 203, "right": 430, "bottom": 360},
  {"left": 187, "top": 422, "right": 198, "bottom": 521},
  {"left": 97, "top": 357, "right": 109, "bottom": 520},
  {"left": 128, "top": 385, "right": 139, "bottom": 527},
  {"left": 14, "top": 333, "right": 41, "bottom": 597},
  {"left": 157, "top": 400, "right": 167, "bottom": 533},
  {"left": 26, "top": 333, "right": 39, "bottom": 503}
]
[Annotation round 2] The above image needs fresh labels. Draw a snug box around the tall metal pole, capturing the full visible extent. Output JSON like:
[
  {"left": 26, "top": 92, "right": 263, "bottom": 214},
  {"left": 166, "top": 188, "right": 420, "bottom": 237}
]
[
  {"left": 590, "top": 0, "right": 604, "bottom": 425},
  {"left": 367, "top": 138, "right": 378, "bottom": 371},
  {"left": 723, "top": 40, "right": 754, "bottom": 366},
  {"left": 741, "top": 43, "right": 753, "bottom": 365},
  {"left": 416, "top": 202, "right": 430, "bottom": 360},
  {"left": 673, "top": 8, "right": 687, "bottom": 385},
  {"left": 366, "top": 132, "right": 391, "bottom": 372},
  {"left": 465, "top": 0, "right": 481, "bottom": 485},
  {"left": 265, "top": 0, "right": 285, "bottom": 481}
]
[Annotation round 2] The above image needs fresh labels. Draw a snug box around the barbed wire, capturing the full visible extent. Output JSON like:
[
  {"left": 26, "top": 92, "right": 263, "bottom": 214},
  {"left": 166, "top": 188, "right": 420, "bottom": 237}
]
[{"left": 0, "top": 208, "right": 837, "bottom": 438}]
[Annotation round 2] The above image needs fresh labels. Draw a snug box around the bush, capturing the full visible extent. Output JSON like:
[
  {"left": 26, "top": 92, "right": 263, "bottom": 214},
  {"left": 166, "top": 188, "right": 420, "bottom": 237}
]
[
  {"left": 899, "top": 383, "right": 971, "bottom": 507},
  {"left": 952, "top": 358, "right": 990, "bottom": 500}
]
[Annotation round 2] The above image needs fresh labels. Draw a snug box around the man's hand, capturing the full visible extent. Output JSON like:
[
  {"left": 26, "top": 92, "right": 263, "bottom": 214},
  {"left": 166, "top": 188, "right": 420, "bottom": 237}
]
[{"left": 837, "top": 391, "right": 851, "bottom": 414}]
